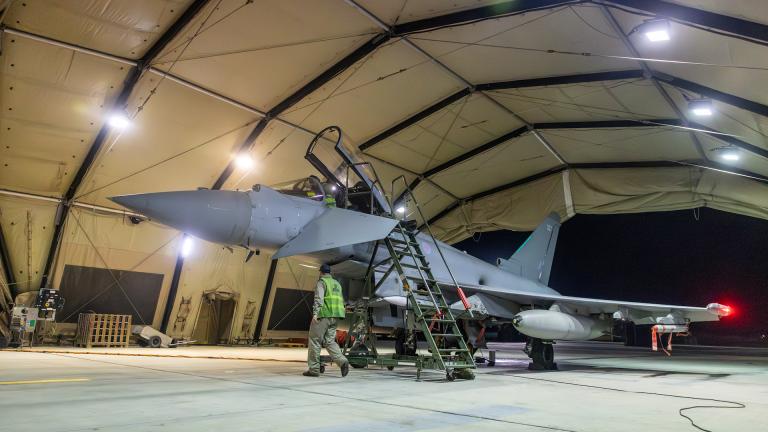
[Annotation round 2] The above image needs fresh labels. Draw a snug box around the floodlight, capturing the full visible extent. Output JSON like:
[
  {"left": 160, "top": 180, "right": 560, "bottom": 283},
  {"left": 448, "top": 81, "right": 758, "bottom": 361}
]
[
  {"left": 688, "top": 99, "right": 714, "bottom": 117},
  {"left": 107, "top": 113, "right": 131, "bottom": 130},
  {"left": 640, "top": 19, "right": 670, "bottom": 42},
  {"left": 720, "top": 149, "right": 740, "bottom": 162},
  {"left": 396, "top": 206, "right": 406, "bottom": 214},
  {"left": 235, "top": 154, "right": 254, "bottom": 170},
  {"left": 181, "top": 236, "right": 194, "bottom": 257}
]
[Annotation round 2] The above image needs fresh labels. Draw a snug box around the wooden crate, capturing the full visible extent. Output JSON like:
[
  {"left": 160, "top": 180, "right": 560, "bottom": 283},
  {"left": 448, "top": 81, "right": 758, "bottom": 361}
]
[{"left": 76, "top": 313, "right": 132, "bottom": 348}]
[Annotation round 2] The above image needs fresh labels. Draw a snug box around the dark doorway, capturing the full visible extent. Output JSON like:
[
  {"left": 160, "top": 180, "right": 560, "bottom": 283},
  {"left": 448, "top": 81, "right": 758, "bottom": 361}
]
[{"left": 192, "top": 293, "right": 237, "bottom": 345}]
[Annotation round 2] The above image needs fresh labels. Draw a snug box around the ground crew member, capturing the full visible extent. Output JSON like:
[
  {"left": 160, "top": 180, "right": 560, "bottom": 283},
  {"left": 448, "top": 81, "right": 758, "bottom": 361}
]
[
  {"left": 303, "top": 263, "right": 349, "bottom": 377},
  {"left": 323, "top": 195, "right": 336, "bottom": 207},
  {"left": 322, "top": 183, "right": 337, "bottom": 207}
]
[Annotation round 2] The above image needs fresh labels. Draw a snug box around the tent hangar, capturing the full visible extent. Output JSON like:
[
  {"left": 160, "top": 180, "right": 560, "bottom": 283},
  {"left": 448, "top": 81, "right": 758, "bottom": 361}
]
[{"left": 1, "top": 0, "right": 767, "bottom": 342}]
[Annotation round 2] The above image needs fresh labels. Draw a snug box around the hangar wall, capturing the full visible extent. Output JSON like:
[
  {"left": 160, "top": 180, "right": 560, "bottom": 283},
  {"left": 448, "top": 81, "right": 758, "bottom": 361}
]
[
  {"left": 51, "top": 209, "right": 179, "bottom": 328},
  {"left": 0, "top": 194, "right": 57, "bottom": 295}
]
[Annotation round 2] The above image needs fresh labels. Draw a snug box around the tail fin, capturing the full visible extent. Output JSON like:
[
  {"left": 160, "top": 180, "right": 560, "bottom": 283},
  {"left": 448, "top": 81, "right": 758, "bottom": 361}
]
[{"left": 497, "top": 212, "right": 561, "bottom": 285}]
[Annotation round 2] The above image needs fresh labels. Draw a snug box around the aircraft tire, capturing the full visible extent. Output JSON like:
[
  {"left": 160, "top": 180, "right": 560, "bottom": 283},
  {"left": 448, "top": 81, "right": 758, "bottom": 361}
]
[{"left": 528, "top": 338, "right": 557, "bottom": 370}]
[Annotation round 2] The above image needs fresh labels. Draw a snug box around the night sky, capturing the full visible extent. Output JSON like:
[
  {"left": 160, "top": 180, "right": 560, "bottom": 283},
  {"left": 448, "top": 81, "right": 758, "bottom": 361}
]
[{"left": 454, "top": 208, "right": 768, "bottom": 345}]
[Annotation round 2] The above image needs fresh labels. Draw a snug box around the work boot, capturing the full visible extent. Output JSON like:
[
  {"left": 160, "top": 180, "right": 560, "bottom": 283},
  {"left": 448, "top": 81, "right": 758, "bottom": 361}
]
[
  {"left": 341, "top": 362, "right": 349, "bottom": 377},
  {"left": 302, "top": 370, "right": 320, "bottom": 377}
]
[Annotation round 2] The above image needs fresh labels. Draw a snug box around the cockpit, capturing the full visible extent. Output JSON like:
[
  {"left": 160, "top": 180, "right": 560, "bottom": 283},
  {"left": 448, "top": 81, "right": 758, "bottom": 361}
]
[
  {"left": 271, "top": 175, "right": 332, "bottom": 202},
  {"left": 270, "top": 126, "right": 392, "bottom": 215}
]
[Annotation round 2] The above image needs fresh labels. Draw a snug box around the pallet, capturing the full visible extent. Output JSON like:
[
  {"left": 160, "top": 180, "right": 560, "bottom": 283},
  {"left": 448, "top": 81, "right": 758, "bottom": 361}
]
[
  {"left": 76, "top": 313, "right": 131, "bottom": 348},
  {"left": 275, "top": 342, "right": 306, "bottom": 348}
]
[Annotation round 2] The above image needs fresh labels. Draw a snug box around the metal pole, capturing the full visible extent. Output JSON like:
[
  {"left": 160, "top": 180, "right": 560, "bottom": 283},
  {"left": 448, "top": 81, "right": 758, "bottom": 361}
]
[
  {"left": 160, "top": 238, "right": 186, "bottom": 333},
  {"left": 0, "top": 220, "right": 16, "bottom": 298},
  {"left": 252, "top": 259, "right": 279, "bottom": 344}
]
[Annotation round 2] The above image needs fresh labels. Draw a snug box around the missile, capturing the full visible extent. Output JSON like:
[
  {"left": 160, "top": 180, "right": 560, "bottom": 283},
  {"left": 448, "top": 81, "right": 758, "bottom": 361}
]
[
  {"left": 110, "top": 185, "right": 397, "bottom": 258},
  {"left": 511, "top": 309, "right": 610, "bottom": 340}
]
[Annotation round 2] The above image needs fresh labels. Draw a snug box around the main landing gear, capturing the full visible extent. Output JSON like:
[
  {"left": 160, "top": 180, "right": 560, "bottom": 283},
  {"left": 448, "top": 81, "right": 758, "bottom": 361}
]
[{"left": 525, "top": 338, "right": 557, "bottom": 371}]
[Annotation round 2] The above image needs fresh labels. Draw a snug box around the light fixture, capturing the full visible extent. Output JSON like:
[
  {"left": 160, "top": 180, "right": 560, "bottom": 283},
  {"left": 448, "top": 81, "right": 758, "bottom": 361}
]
[
  {"left": 331, "top": 185, "right": 337, "bottom": 192},
  {"left": 639, "top": 19, "right": 670, "bottom": 42},
  {"left": 181, "top": 236, "right": 194, "bottom": 257},
  {"left": 396, "top": 206, "right": 406, "bottom": 214},
  {"left": 720, "top": 149, "right": 740, "bottom": 162},
  {"left": 688, "top": 99, "right": 714, "bottom": 117},
  {"left": 107, "top": 112, "right": 131, "bottom": 130},
  {"left": 234, "top": 153, "right": 254, "bottom": 170}
]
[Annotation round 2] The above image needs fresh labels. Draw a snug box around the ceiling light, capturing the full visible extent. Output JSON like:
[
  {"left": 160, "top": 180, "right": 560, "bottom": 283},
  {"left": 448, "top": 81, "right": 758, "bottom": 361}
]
[
  {"left": 688, "top": 99, "right": 714, "bottom": 117},
  {"left": 639, "top": 19, "right": 670, "bottom": 42},
  {"left": 107, "top": 113, "right": 131, "bottom": 130},
  {"left": 720, "top": 150, "right": 740, "bottom": 162},
  {"left": 234, "top": 154, "right": 254, "bottom": 170},
  {"left": 645, "top": 29, "right": 670, "bottom": 42},
  {"left": 181, "top": 236, "right": 194, "bottom": 258},
  {"left": 396, "top": 206, "right": 406, "bottom": 214}
]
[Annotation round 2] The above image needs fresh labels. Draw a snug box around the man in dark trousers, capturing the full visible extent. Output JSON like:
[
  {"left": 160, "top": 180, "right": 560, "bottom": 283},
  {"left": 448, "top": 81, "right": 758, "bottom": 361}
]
[{"left": 303, "top": 264, "right": 350, "bottom": 377}]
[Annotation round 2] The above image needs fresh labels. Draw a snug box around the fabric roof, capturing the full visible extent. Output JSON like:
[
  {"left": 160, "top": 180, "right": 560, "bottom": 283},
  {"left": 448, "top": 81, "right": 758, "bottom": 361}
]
[{"left": 2, "top": 0, "right": 768, "bottom": 274}]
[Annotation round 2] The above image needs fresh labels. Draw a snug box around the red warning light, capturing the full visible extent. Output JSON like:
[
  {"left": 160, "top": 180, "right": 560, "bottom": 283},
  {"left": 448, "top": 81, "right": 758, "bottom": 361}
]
[
  {"left": 706, "top": 303, "right": 734, "bottom": 317},
  {"left": 720, "top": 305, "right": 733, "bottom": 317}
]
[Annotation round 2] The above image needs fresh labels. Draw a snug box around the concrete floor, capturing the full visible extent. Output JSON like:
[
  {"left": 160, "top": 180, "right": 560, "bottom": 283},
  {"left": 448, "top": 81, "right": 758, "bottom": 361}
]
[{"left": 1, "top": 342, "right": 766, "bottom": 431}]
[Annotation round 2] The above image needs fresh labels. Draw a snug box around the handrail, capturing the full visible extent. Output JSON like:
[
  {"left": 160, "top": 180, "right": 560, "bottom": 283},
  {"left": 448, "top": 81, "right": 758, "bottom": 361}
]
[{"left": 390, "top": 175, "right": 472, "bottom": 313}]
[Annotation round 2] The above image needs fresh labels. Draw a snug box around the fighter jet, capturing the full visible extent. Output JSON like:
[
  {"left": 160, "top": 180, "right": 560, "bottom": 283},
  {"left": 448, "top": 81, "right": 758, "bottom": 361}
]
[{"left": 110, "top": 127, "right": 732, "bottom": 370}]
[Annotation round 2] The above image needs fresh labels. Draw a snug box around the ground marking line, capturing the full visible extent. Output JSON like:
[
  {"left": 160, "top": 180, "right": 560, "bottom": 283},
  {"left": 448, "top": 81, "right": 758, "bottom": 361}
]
[{"left": 0, "top": 378, "right": 90, "bottom": 385}]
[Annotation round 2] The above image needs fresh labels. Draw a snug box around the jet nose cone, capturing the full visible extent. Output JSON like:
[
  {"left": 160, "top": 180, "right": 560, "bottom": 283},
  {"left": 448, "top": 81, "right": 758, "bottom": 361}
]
[{"left": 110, "top": 190, "right": 252, "bottom": 245}]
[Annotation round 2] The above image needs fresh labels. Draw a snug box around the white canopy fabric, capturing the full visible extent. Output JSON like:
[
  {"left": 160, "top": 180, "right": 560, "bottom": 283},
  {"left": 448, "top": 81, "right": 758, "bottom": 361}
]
[{"left": 1, "top": 1, "right": 768, "bottom": 333}]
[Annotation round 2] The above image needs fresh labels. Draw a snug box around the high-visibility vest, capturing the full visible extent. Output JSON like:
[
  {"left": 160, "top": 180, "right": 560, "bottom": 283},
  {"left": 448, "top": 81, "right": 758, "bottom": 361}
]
[
  {"left": 323, "top": 196, "right": 336, "bottom": 207},
  {"left": 318, "top": 276, "right": 345, "bottom": 318}
]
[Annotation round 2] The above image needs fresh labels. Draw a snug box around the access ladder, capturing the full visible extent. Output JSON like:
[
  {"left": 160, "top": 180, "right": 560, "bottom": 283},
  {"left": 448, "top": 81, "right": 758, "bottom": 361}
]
[
  {"left": 380, "top": 221, "right": 476, "bottom": 379},
  {"left": 305, "top": 126, "right": 475, "bottom": 379}
]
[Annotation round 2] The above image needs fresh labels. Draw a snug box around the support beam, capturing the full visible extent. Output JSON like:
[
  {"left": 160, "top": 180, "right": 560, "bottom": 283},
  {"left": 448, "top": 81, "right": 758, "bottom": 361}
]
[
  {"left": 358, "top": 88, "right": 472, "bottom": 151},
  {"left": 392, "top": 0, "right": 579, "bottom": 35},
  {"left": 475, "top": 70, "right": 644, "bottom": 92},
  {"left": 360, "top": 70, "right": 645, "bottom": 153},
  {"left": 214, "top": 33, "right": 392, "bottom": 189},
  {"left": 0, "top": 220, "right": 15, "bottom": 298},
  {"left": 160, "top": 237, "right": 186, "bottom": 334},
  {"left": 689, "top": 122, "right": 768, "bottom": 161},
  {"left": 653, "top": 72, "right": 768, "bottom": 118},
  {"left": 603, "top": 0, "right": 768, "bottom": 44},
  {"left": 423, "top": 165, "right": 568, "bottom": 228},
  {"left": 348, "top": 0, "right": 567, "bottom": 166},
  {"left": 392, "top": 126, "right": 529, "bottom": 206},
  {"left": 39, "top": 0, "right": 212, "bottom": 289},
  {"left": 424, "top": 160, "right": 768, "bottom": 228},
  {"left": 395, "top": 119, "right": 679, "bottom": 205},
  {"left": 534, "top": 119, "right": 680, "bottom": 130},
  {"left": 252, "top": 259, "right": 279, "bottom": 344}
]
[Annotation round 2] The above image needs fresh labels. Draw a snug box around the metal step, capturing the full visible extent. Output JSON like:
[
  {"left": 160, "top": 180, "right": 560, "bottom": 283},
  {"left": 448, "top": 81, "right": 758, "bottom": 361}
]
[
  {"left": 405, "top": 275, "right": 437, "bottom": 283},
  {"left": 425, "top": 318, "right": 457, "bottom": 323},
  {"left": 413, "top": 289, "right": 443, "bottom": 296},
  {"left": 400, "top": 263, "right": 430, "bottom": 271},
  {"left": 394, "top": 250, "right": 425, "bottom": 258},
  {"left": 388, "top": 238, "right": 419, "bottom": 246}
]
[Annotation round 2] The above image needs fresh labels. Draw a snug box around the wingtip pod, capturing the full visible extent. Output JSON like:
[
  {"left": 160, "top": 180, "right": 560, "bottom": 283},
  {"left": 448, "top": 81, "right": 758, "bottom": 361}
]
[{"left": 706, "top": 303, "right": 733, "bottom": 317}]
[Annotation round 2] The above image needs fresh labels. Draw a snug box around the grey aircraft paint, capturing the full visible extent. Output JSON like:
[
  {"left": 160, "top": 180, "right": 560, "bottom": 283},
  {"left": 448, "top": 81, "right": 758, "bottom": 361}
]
[{"left": 110, "top": 184, "right": 729, "bottom": 344}]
